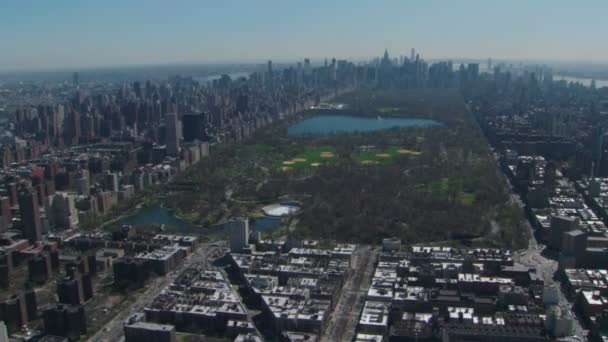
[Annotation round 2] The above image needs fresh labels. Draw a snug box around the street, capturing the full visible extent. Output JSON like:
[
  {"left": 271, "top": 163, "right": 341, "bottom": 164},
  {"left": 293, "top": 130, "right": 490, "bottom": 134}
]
[
  {"left": 87, "top": 242, "right": 225, "bottom": 342},
  {"left": 488, "top": 148, "right": 587, "bottom": 339},
  {"left": 513, "top": 204, "right": 586, "bottom": 338},
  {"left": 321, "top": 245, "right": 378, "bottom": 342}
]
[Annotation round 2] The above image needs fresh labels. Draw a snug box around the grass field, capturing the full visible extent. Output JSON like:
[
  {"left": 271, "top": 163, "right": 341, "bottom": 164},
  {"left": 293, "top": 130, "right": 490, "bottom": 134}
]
[
  {"left": 460, "top": 192, "right": 476, "bottom": 206},
  {"left": 428, "top": 177, "right": 477, "bottom": 206},
  {"left": 254, "top": 144, "right": 273, "bottom": 153},
  {"left": 355, "top": 146, "right": 421, "bottom": 165},
  {"left": 280, "top": 146, "right": 337, "bottom": 170}
]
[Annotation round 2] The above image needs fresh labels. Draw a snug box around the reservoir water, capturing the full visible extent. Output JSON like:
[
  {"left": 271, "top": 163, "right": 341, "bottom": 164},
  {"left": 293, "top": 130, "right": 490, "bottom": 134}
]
[{"left": 288, "top": 115, "right": 440, "bottom": 136}]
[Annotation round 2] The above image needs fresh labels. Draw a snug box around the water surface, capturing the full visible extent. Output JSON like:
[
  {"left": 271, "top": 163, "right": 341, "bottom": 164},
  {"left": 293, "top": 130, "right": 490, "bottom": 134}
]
[
  {"left": 288, "top": 115, "right": 440, "bottom": 136},
  {"left": 122, "top": 205, "right": 283, "bottom": 233},
  {"left": 121, "top": 205, "right": 194, "bottom": 231},
  {"left": 554, "top": 75, "right": 608, "bottom": 88}
]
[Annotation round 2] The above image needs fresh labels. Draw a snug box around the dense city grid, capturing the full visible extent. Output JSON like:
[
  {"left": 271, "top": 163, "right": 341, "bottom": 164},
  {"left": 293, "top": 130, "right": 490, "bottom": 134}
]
[{"left": 0, "top": 50, "right": 607, "bottom": 342}]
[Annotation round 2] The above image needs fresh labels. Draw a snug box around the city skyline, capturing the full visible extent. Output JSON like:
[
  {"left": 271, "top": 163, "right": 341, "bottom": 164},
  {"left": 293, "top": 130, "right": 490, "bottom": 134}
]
[
  {"left": 2, "top": 0, "right": 608, "bottom": 71},
  {"left": 3, "top": 2, "right": 608, "bottom": 339}
]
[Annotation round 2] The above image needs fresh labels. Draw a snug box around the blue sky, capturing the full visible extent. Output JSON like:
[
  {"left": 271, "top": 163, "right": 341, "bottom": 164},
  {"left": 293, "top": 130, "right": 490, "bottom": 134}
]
[{"left": 1, "top": 0, "right": 606, "bottom": 70}]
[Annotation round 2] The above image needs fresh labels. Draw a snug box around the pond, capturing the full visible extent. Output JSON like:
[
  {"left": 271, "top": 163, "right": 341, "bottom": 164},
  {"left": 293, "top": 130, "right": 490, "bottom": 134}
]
[
  {"left": 120, "top": 205, "right": 194, "bottom": 231},
  {"left": 249, "top": 216, "right": 283, "bottom": 233},
  {"left": 288, "top": 115, "right": 440, "bottom": 136},
  {"left": 121, "top": 205, "right": 284, "bottom": 234}
]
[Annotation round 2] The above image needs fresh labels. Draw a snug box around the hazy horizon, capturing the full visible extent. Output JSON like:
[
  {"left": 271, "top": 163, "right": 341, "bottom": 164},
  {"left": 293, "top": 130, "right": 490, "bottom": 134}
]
[{"left": 2, "top": 0, "right": 608, "bottom": 71}]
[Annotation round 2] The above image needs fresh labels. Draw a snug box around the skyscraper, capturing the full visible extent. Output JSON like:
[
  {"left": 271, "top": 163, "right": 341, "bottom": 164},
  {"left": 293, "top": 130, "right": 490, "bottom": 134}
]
[
  {"left": 18, "top": 186, "right": 42, "bottom": 243},
  {"left": 267, "top": 60, "right": 273, "bottom": 88},
  {"left": 228, "top": 218, "right": 249, "bottom": 253},
  {"left": 182, "top": 113, "right": 205, "bottom": 142},
  {"left": 304, "top": 58, "right": 311, "bottom": 76},
  {"left": 165, "top": 113, "right": 179, "bottom": 156},
  {"left": 67, "top": 110, "right": 81, "bottom": 146},
  {"left": 592, "top": 124, "right": 604, "bottom": 176}
]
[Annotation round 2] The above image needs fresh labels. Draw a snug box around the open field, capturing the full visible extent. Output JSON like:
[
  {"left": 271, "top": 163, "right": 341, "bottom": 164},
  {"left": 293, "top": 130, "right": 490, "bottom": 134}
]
[
  {"left": 280, "top": 146, "right": 337, "bottom": 170},
  {"left": 355, "top": 146, "right": 422, "bottom": 165}
]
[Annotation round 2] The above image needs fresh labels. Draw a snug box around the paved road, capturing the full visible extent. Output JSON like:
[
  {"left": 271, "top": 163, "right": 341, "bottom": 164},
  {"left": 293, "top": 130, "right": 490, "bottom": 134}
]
[
  {"left": 321, "top": 245, "right": 377, "bottom": 342},
  {"left": 515, "top": 238, "right": 586, "bottom": 339},
  {"left": 489, "top": 149, "right": 586, "bottom": 338},
  {"left": 504, "top": 188, "right": 586, "bottom": 338},
  {"left": 87, "top": 243, "right": 225, "bottom": 342}
]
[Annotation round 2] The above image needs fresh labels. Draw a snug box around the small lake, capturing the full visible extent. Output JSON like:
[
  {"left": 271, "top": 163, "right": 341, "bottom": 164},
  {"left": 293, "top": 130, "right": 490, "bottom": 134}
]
[
  {"left": 288, "top": 115, "right": 440, "bottom": 136},
  {"left": 121, "top": 205, "right": 283, "bottom": 234},
  {"left": 250, "top": 216, "right": 283, "bottom": 233},
  {"left": 120, "top": 205, "right": 195, "bottom": 231}
]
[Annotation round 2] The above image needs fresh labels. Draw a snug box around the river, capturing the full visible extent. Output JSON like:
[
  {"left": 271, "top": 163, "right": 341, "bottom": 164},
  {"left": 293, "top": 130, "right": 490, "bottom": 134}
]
[{"left": 554, "top": 75, "right": 608, "bottom": 88}]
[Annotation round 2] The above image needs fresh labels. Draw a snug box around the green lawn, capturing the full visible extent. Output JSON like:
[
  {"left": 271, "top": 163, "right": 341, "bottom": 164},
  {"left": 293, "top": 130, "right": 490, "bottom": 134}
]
[
  {"left": 428, "top": 178, "right": 476, "bottom": 205},
  {"left": 460, "top": 191, "right": 476, "bottom": 206},
  {"left": 280, "top": 146, "right": 337, "bottom": 170},
  {"left": 355, "top": 146, "right": 421, "bottom": 165},
  {"left": 254, "top": 144, "right": 273, "bottom": 153}
]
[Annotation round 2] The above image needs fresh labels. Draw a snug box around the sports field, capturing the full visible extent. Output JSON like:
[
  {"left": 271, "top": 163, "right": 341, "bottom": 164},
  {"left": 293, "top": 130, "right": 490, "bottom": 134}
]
[
  {"left": 280, "top": 147, "right": 337, "bottom": 170},
  {"left": 355, "top": 147, "right": 421, "bottom": 165}
]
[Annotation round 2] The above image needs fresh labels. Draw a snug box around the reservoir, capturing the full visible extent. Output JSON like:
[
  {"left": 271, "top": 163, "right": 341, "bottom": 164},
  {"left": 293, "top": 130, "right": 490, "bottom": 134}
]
[{"left": 288, "top": 115, "right": 440, "bottom": 136}]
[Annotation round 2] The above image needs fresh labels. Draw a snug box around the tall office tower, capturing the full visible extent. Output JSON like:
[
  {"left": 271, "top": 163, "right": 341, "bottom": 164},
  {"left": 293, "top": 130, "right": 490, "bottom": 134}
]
[
  {"left": 66, "top": 110, "right": 81, "bottom": 146},
  {"left": 165, "top": 113, "right": 179, "bottom": 156},
  {"left": 487, "top": 58, "right": 493, "bottom": 70},
  {"left": 411, "top": 48, "right": 415, "bottom": 61},
  {"left": 56, "top": 104, "right": 65, "bottom": 136},
  {"left": 267, "top": 60, "right": 274, "bottom": 88},
  {"left": 104, "top": 172, "right": 119, "bottom": 192},
  {"left": 236, "top": 95, "right": 249, "bottom": 114},
  {"left": 0, "top": 197, "right": 11, "bottom": 232},
  {"left": 331, "top": 58, "right": 337, "bottom": 81},
  {"left": 592, "top": 125, "right": 604, "bottom": 176},
  {"left": 228, "top": 218, "right": 249, "bottom": 253},
  {"left": 73, "top": 72, "right": 79, "bottom": 87},
  {"left": 544, "top": 162, "right": 557, "bottom": 195},
  {"left": 549, "top": 216, "right": 579, "bottom": 250},
  {"left": 18, "top": 186, "right": 42, "bottom": 243},
  {"left": 304, "top": 58, "right": 311, "bottom": 76},
  {"left": 297, "top": 61, "right": 302, "bottom": 75},
  {"left": 133, "top": 81, "right": 142, "bottom": 99},
  {"left": 182, "top": 113, "right": 204, "bottom": 142},
  {"left": 468, "top": 63, "right": 480, "bottom": 80}
]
